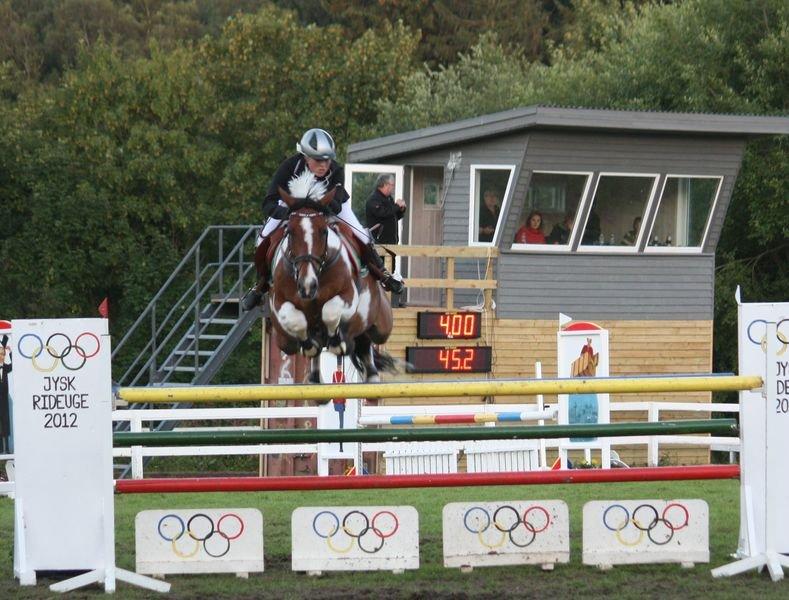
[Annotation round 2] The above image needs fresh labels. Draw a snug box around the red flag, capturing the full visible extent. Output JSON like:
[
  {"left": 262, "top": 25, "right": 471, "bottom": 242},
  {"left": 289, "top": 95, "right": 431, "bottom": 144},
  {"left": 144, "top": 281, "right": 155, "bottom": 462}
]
[{"left": 98, "top": 297, "right": 109, "bottom": 319}]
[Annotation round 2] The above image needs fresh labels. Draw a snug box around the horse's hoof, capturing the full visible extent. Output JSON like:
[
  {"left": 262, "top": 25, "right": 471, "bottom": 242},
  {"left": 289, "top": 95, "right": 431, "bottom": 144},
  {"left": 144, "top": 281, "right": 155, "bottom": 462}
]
[
  {"left": 366, "top": 374, "right": 381, "bottom": 383},
  {"left": 327, "top": 334, "right": 347, "bottom": 356},
  {"left": 301, "top": 340, "right": 320, "bottom": 358},
  {"left": 308, "top": 370, "right": 321, "bottom": 384},
  {"left": 241, "top": 289, "right": 263, "bottom": 311},
  {"left": 327, "top": 343, "right": 347, "bottom": 356}
]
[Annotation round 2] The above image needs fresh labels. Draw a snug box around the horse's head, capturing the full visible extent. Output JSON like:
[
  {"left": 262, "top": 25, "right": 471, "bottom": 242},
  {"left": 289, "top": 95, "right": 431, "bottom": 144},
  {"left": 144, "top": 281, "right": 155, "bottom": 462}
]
[{"left": 279, "top": 185, "right": 337, "bottom": 300}]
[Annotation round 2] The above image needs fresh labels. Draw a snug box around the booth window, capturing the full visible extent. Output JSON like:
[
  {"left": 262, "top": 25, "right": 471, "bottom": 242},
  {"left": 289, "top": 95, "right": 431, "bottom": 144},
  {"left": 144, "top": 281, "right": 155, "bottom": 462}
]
[
  {"left": 647, "top": 176, "right": 721, "bottom": 248},
  {"left": 512, "top": 172, "right": 591, "bottom": 248},
  {"left": 469, "top": 165, "right": 514, "bottom": 245},
  {"left": 579, "top": 174, "right": 657, "bottom": 248}
]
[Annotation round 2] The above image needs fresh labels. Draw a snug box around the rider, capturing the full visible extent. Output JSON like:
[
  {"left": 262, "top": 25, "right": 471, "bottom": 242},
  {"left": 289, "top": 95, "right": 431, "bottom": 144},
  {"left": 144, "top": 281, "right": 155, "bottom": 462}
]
[{"left": 242, "top": 128, "right": 404, "bottom": 310}]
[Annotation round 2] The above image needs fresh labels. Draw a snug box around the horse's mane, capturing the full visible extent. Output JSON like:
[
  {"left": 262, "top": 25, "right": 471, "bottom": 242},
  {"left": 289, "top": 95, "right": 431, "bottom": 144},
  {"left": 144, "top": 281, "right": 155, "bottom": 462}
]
[{"left": 288, "top": 169, "right": 328, "bottom": 201}]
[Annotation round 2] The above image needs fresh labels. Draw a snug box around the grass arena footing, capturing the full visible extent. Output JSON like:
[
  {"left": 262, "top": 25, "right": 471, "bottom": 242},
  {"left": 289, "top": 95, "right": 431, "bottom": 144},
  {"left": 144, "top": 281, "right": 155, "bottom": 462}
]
[{"left": 114, "top": 465, "right": 741, "bottom": 494}]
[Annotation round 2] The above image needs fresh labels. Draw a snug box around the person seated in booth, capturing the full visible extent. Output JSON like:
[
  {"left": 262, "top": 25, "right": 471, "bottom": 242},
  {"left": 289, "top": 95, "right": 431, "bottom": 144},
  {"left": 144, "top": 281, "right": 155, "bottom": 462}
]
[
  {"left": 621, "top": 216, "right": 642, "bottom": 246},
  {"left": 546, "top": 211, "right": 575, "bottom": 245},
  {"left": 477, "top": 189, "right": 500, "bottom": 242},
  {"left": 515, "top": 210, "right": 546, "bottom": 244}
]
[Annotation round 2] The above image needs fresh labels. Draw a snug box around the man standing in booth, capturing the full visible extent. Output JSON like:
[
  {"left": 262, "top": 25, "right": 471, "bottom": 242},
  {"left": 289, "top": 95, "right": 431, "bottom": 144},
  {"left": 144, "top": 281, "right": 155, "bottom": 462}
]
[{"left": 365, "top": 174, "right": 406, "bottom": 245}]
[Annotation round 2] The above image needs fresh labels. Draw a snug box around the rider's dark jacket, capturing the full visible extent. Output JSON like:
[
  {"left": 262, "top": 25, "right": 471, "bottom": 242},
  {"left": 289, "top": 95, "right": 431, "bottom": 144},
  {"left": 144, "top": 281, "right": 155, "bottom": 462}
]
[{"left": 263, "top": 154, "right": 347, "bottom": 219}]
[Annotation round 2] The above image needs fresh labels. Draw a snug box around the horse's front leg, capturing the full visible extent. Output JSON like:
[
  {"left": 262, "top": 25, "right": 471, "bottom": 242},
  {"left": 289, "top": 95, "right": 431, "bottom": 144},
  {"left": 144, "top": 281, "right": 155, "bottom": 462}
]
[
  {"left": 271, "top": 298, "right": 320, "bottom": 357},
  {"left": 322, "top": 292, "right": 357, "bottom": 356}
]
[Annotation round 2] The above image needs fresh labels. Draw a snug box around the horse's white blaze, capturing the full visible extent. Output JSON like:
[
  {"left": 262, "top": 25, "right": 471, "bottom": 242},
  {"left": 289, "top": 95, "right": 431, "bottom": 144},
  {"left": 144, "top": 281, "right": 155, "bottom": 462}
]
[
  {"left": 300, "top": 218, "right": 318, "bottom": 289},
  {"left": 274, "top": 301, "right": 308, "bottom": 340}
]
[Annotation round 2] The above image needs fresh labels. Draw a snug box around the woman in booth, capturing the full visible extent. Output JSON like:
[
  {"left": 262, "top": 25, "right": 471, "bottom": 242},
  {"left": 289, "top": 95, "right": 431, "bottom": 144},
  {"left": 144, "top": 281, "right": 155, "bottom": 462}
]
[{"left": 515, "top": 210, "right": 546, "bottom": 244}]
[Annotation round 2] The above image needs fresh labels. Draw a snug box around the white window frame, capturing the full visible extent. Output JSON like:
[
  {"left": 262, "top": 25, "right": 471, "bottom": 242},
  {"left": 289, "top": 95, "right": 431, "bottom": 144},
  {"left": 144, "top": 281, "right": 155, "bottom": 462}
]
[
  {"left": 510, "top": 170, "right": 594, "bottom": 253},
  {"left": 468, "top": 164, "right": 516, "bottom": 247},
  {"left": 644, "top": 174, "right": 724, "bottom": 254},
  {"left": 576, "top": 172, "right": 660, "bottom": 254}
]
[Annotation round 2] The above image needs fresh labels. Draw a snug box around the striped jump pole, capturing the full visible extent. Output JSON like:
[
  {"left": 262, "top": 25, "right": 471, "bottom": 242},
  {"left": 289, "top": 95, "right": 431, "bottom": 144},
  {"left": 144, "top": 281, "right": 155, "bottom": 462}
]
[
  {"left": 114, "top": 418, "right": 738, "bottom": 447},
  {"left": 117, "top": 374, "right": 762, "bottom": 404},
  {"left": 358, "top": 408, "right": 557, "bottom": 426},
  {"left": 115, "top": 464, "right": 741, "bottom": 494}
]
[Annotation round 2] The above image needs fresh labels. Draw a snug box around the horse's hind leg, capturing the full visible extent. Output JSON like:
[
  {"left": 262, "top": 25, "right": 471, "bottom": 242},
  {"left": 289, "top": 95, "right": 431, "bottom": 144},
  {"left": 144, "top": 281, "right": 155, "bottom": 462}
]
[
  {"left": 308, "top": 354, "right": 321, "bottom": 384},
  {"left": 353, "top": 335, "right": 379, "bottom": 383}
]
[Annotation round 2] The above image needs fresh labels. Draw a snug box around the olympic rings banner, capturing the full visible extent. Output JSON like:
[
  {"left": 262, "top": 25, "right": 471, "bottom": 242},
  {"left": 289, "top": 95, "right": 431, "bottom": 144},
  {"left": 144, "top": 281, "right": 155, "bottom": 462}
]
[
  {"left": 11, "top": 318, "right": 113, "bottom": 577},
  {"left": 442, "top": 501, "right": 569, "bottom": 569},
  {"left": 135, "top": 509, "right": 264, "bottom": 576},
  {"left": 291, "top": 506, "right": 419, "bottom": 573},
  {"left": 582, "top": 499, "right": 709, "bottom": 567},
  {"left": 737, "top": 300, "right": 789, "bottom": 557}
]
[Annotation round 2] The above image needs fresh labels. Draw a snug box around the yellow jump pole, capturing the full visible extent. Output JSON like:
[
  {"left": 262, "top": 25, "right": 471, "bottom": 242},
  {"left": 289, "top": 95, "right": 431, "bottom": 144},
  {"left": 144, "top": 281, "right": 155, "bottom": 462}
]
[{"left": 118, "top": 374, "right": 762, "bottom": 404}]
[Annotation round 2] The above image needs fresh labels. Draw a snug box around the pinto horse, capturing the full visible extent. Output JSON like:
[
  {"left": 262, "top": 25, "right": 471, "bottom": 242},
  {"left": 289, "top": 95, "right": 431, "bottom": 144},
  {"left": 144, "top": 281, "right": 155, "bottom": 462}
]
[{"left": 266, "top": 176, "right": 395, "bottom": 383}]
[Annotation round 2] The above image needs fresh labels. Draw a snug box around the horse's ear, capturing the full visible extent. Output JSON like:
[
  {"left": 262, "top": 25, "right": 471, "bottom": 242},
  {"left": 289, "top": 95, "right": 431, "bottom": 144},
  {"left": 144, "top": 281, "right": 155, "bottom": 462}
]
[
  {"left": 278, "top": 186, "right": 296, "bottom": 208},
  {"left": 319, "top": 187, "right": 337, "bottom": 208}
]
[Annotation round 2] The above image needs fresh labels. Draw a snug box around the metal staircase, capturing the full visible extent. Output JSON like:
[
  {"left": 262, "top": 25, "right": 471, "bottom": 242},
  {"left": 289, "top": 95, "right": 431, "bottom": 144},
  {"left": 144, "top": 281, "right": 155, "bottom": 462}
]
[{"left": 111, "top": 225, "right": 265, "bottom": 475}]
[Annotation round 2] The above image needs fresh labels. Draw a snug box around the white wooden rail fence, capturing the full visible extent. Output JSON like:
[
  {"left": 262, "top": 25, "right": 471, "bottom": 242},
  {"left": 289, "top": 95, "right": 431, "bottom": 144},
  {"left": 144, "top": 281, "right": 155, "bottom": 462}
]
[{"left": 110, "top": 401, "right": 740, "bottom": 480}]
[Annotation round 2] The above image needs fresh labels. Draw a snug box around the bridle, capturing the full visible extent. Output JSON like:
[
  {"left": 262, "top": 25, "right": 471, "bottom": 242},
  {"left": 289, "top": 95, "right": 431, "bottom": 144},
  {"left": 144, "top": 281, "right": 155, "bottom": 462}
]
[{"left": 284, "top": 210, "right": 341, "bottom": 280}]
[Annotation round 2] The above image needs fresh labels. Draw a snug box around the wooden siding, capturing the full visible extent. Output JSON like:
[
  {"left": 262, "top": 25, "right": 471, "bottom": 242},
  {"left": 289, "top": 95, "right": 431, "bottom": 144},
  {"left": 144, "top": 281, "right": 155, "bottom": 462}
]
[
  {"left": 495, "top": 252, "right": 715, "bottom": 320},
  {"left": 379, "top": 311, "right": 714, "bottom": 465}
]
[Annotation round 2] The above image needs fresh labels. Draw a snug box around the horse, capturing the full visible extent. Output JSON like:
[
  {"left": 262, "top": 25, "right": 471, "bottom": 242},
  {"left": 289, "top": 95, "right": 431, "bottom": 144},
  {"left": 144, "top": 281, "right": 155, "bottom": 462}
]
[{"left": 266, "top": 172, "right": 396, "bottom": 383}]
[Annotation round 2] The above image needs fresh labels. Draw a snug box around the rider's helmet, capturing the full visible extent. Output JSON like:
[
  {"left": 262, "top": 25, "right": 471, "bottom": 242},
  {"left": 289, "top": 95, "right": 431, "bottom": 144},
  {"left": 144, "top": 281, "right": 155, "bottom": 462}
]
[{"left": 297, "top": 128, "right": 336, "bottom": 161}]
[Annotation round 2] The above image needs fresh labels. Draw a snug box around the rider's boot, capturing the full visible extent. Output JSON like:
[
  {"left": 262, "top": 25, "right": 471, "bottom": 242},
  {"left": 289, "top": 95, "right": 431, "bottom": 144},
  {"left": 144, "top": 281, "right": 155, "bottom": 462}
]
[
  {"left": 241, "top": 236, "right": 272, "bottom": 311},
  {"left": 360, "top": 242, "right": 404, "bottom": 294}
]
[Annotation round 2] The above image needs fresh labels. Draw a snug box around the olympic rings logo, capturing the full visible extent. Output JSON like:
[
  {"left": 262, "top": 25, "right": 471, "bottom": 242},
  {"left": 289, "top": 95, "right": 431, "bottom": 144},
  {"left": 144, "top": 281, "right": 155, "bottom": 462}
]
[
  {"left": 746, "top": 319, "right": 788, "bottom": 356},
  {"left": 312, "top": 510, "right": 399, "bottom": 554},
  {"left": 17, "top": 332, "right": 101, "bottom": 372},
  {"left": 157, "top": 513, "right": 245, "bottom": 559},
  {"left": 602, "top": 502, "right": 689, "bottom": 546},
  {"left": 462, "top": 504, "right": 552, "bottom": 549}
]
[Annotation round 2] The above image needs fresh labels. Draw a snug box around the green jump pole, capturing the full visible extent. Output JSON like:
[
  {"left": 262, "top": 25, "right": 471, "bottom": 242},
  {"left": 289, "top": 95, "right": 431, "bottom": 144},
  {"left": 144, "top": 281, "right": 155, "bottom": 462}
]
[{"left": 113, "top": 418, "right": 738, "bottom": 447}]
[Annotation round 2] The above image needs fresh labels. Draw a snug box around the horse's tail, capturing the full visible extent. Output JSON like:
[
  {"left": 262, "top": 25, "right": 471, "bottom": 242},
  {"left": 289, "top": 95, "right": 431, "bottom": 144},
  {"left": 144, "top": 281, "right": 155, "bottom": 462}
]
[
  {"left": 372, "top": 347, "right": 399, "bottom": 374},
  {"left": 349, "top": 341, "right": 401, "bottom": 376}
]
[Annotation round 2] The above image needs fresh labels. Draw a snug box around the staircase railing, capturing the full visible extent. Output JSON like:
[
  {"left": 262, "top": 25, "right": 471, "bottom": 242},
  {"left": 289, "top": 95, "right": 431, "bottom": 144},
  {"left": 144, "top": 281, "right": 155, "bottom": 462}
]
[{"left": 112, "top": 225, "right": 260, "bottom": 389}]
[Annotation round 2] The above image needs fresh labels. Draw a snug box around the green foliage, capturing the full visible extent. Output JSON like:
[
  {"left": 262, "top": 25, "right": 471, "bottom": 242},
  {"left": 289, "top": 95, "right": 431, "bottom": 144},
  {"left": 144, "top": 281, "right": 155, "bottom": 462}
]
[
  {"left": 0, "top": 0, "right": 271, "bottom": 81},
  {"left": 0, "top": 3, "right": 419, "bottom": 363},
  {"left": 321, "top": 0, "right": 565, "bottom": 67}
]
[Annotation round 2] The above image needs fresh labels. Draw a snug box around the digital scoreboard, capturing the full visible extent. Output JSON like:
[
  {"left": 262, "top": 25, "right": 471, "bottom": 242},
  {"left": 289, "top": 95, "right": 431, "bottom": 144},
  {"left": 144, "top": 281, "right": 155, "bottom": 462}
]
[
  {"left": 405, "top": 346, "right": 493, "bottom": 374},
  {"left": 416, "top": 311, "right": 482, "bottom": 340},
  {"left": 409, "top": 311, "right": 491, "bottom": 374}
]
